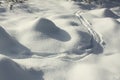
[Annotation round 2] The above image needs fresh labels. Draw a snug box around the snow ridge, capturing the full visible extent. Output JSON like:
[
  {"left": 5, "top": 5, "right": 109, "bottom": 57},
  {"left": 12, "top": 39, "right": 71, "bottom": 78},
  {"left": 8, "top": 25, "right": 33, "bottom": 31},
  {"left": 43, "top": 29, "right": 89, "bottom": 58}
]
[{"left": 75, "top": 11, "right": 106, "bottom": 53}]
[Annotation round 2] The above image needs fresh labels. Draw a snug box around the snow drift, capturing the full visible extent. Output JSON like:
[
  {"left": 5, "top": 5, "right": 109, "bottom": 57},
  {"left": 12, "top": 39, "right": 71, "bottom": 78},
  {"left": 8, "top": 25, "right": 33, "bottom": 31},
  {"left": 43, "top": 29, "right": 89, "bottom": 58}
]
[
  {"left": 79, "top": 8, "right": 120, "bottom": 53},
  {"left": 18, "top": 17, "right": 93, "bottom": 54},
  {"left": 0, "top": 0, "right": 120, "bottom": 80},
  {"left": 0, "top": 54, "right": 44, "bottom": 80},
  {"left": 0, "top": 27, "right": 30, "bottom": 55}
]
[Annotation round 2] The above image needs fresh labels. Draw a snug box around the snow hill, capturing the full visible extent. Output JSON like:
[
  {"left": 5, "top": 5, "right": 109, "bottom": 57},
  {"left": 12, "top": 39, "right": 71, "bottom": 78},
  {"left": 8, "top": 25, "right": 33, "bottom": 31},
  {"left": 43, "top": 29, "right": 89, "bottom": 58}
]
[
  {"left": 0, "top": 54, "right": 44, "bottom": 80},
  {"left": 0, "top": 27, "right": 30, "bottom": 55},
  {"left": 0, "top": 0, "right": 120, "bottom": 80}
]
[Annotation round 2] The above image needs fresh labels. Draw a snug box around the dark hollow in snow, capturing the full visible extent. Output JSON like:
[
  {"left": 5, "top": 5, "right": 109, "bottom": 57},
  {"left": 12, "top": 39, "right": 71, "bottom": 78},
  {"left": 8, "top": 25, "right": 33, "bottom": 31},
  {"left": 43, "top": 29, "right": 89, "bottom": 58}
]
[
  {"left": 103, "top": 9, "right": 119, "bottom": 18},
  {"left": 74, "top": 31, "right": 103, "bottom": 54},
  {"left": 34, "top": 18, "right": 71, "bottom": 41},
  {"left": 0, "top": 8, "right": 6, "bottom": 13}
]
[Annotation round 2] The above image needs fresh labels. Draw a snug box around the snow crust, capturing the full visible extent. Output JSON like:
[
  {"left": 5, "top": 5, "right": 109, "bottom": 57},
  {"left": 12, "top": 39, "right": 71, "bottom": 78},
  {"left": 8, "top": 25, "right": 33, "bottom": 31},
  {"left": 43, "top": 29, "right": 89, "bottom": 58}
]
[{"left": 0, "top": 0, "right": 120, "bottom": 80}]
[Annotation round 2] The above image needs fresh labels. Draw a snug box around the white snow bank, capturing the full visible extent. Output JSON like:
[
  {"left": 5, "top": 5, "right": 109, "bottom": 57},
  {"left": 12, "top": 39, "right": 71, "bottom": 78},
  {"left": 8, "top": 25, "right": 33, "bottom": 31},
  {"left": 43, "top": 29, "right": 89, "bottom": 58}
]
[
  {"left": 93, "top": 18, "right": 120, "bottom": 53},
  {"left": 77, "top": 8, "right": 120, "bottom": 53},
  {"left": 81, "top": 8, "right": 119, "bottom": 23},
  {"left": 18, "top": 17, "right": 93, "bottom": 54},
  {"left": 68, "top": 63, "right": 106, "bottom": 80},
  {"left": 67, "top": 53, "right": 120, "bottom": 80},
  {"left": 0, "top": 27, "right": 30, "bottom": 55},
  {"left": 88, "top": 8, "right": 119, "bottom": 18},
  {"left": 0, "top": 54, "right": 44, "bottom": 80},
  {"left": 0, "top": 0, "right": 120, "bottom": 80}
]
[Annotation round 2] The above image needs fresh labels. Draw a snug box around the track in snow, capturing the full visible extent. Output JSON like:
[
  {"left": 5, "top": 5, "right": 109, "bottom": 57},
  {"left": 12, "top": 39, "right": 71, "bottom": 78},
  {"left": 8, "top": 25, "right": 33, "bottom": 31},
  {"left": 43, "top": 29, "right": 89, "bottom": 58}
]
[{"left": 75, "top": 11, "right": 106, "bottom": 54}]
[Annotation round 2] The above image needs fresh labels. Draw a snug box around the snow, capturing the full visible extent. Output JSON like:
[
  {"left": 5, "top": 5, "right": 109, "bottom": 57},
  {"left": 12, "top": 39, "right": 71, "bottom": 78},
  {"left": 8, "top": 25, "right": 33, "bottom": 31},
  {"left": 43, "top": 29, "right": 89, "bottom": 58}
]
[
  {"left": 0, "top": 54, "right": 44, "bottom": 80},
  {"left": 0, "top": 0, "right": 120, "bottom": 80},
  {"left": 0, "top": 27, "right": 30, "bottom": 55}
]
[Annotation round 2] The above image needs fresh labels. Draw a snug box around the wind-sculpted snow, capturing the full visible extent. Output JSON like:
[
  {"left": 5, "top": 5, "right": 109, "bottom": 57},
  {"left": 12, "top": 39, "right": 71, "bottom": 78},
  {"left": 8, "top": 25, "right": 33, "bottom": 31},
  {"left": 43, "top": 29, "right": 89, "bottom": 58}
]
[
  {"left": 34, "top": 18, "right": 71, "bottom": 42},
  {"left": 75, "top": 11, "right": 105, "bottom": 54},
  {"left": 0, "top": 54, "right": 44, "bottom": 80},
  {"left": 87, "top": 8, "right": 119, "bottom": 18},
  {"left": 78, "top": 8, "right": 120, "bottom": 54},
  {"left": 16, "top": 17, "right": 93, "bottom": 54},
  {"left": 0, "top": 27, "right": 31, "bottom": 55},
  {"left": 0, "top": 0, "right": 120, "bottom": 80}
]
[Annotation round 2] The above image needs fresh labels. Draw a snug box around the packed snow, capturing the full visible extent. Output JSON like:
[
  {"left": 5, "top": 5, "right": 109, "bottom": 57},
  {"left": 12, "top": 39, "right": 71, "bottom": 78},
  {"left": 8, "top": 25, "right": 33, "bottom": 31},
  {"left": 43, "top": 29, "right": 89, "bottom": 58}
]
[{"left": 0, "top": 0, "right": 120, "bottom": 80}]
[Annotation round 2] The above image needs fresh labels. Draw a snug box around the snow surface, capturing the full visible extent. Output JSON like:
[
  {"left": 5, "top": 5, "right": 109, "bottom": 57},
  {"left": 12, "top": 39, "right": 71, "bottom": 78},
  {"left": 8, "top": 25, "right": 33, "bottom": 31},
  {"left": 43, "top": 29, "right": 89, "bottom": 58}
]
[{"left": 0, "top": 0, "right": 120, "bottom": 80}]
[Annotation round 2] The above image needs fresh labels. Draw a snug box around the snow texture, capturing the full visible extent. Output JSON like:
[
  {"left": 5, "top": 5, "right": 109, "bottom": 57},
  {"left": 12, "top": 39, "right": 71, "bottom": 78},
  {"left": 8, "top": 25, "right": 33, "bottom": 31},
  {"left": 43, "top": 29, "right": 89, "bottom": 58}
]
[{"left": 0, "top": 0, "right": 120, "bottom": 80}]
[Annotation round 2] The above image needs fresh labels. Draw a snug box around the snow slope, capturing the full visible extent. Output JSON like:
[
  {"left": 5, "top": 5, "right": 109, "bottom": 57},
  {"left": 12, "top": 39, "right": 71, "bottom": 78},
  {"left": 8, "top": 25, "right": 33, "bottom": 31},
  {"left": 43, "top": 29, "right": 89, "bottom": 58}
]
[
  {"left": 0, "top": 0, "right": 120, "bottom": 80},
  {"left": 0, "top": 54, "right": 44, "bottom": 80},
  {"left": 0, "top": 27, "right": 30, "bottom": 55}
]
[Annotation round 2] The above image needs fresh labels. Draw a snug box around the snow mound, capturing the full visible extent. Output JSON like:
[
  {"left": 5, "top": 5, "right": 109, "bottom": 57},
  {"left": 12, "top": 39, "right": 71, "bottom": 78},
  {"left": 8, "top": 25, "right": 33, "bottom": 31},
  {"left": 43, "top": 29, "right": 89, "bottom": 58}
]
[
  {"left": 77, "top": 8, "right": 120, "bottom": 53},
  {"left": 92, "top": 18, "right": 120, "bottom": 53},
  {"left": 33, "top": 18, "right": 71, "bottom": 41},
  {"left": 0, "top": 0, "right": 120, "bottom": 80},
  {"left": 18, "top": 17, "right": 94, "bottom": 54},
  {"left": 81, "top": 8, "right": 119, "bottom": 23},
  {"left": 88, "top": 8, "right": 119, "bottom": 18},
  {"left": 0, "top": 27, "right": 30, "bottom": 55},
  {"left": 0, "top": 54, "right": 44, "bottom": 80}
]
